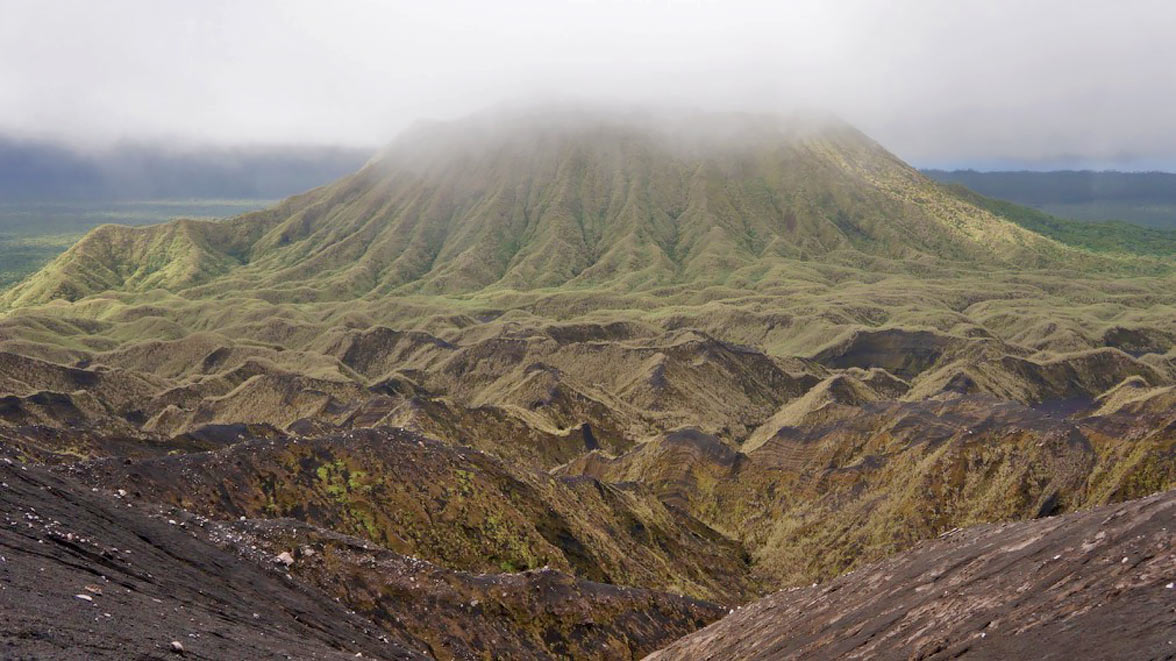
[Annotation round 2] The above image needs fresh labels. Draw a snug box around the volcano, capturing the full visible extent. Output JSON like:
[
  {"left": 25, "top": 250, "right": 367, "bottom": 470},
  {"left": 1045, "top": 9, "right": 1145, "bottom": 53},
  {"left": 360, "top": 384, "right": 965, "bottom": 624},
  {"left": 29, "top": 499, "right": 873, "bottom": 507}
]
[{"left": 2, "top": 108, "right": 1175, "bottom": 659}]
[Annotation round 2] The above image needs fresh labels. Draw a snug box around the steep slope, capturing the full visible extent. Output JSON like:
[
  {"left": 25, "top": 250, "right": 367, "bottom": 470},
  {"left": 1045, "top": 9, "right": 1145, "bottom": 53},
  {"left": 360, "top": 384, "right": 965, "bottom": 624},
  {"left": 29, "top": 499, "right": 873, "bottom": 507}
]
[
  {"left": 192, "top": 519, "right": 721, "bottom": 660},
  {"left": 0, "top": 458, "right": 428, "bottom": 659},
  {"left": 648, "top": 488, "right": 1176, "bottom": 660},
  {"left": 0, "top": 457, "right": 721, "bottom": 660},
  {"left": 564, "top": 394, "right": 1176, "bottom": 586},
  {"left": 0, "top": 213, "right": 274, "bottom": 307},
  {"left": 69, "top": 427, "right": 757, "bottom": 604}
]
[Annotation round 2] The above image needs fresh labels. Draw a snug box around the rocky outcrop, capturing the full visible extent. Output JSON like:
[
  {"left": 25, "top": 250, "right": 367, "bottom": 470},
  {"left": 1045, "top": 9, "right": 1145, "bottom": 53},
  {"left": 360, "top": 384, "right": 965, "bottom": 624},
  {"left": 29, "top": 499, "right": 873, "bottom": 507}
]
[
  {"left": 649, "top": 488, "right": 1176, "bottom": 660},
  {"left": 0, "top": 458, "right": 426, "bottom": 659},
  {"left": 68, "top": 427, "right": 757, "bottom": 604}
]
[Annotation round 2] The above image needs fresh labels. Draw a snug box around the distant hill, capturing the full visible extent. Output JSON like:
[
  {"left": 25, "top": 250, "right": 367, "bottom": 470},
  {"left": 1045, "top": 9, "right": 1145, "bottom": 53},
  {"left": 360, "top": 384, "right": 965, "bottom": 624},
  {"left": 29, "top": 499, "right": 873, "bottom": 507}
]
[
  {"left": 923, "top": 169, "right": 1176, "bottom": 229},
  {"left": 1, "top": 109, "right": 1109, "bottom": 309},
  {"left": 0, "top": 137, "right": 371, "bottom": 201}
]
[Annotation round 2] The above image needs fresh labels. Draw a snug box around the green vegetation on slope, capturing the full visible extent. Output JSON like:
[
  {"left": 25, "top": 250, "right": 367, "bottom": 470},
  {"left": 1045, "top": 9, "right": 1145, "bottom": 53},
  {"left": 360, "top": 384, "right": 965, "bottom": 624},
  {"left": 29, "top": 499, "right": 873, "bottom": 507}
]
[
  {"left": 945, "top": 183, "right": 1176, "bottom": 256},
  {"left": 0, "top": 199, "right": 274, "bottom": 288}
]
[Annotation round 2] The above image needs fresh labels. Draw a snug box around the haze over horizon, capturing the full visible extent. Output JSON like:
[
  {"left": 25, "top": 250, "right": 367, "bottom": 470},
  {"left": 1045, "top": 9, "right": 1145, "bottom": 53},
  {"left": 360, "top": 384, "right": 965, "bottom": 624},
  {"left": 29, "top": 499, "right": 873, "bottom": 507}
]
[{"left": 2, "top": 0, "right": 1175, "bottom": 171}]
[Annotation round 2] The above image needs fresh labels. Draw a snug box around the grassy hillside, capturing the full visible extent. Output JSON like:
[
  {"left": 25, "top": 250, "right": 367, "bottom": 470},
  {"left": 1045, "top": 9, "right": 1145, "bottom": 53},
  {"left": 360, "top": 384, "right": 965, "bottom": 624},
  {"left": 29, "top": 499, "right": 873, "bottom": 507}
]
[{"left": 0, "top": 199, "right": 273, "bottom": 287}]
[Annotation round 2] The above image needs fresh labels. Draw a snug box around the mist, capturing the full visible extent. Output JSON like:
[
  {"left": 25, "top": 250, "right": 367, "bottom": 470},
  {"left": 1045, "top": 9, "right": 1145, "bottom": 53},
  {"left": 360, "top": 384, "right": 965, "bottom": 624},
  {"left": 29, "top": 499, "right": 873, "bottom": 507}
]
[
  {"left": 0, "top": 137, "right": 370, "bottom": 200},
  {"left": 2, "top": 0, "right": 1174, "bottom": 169}
]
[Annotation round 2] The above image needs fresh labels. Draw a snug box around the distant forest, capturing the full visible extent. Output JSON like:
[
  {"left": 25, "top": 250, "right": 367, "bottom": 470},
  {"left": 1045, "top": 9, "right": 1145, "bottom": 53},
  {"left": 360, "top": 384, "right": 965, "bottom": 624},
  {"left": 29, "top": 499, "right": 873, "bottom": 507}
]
[
  {"left": 0, "top": 137, "right": 371, "bottom": 201},
  {"left": 922, "top": 170, "right": 1176, "bottom": 229}
]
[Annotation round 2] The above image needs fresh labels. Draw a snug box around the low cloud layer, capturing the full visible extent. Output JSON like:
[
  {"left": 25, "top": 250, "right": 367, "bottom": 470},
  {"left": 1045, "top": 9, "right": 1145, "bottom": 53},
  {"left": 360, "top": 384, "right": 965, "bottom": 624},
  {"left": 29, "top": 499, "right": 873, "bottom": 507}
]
[{"left": 2, "top": 0, "right": 1173, "bottom": 168}]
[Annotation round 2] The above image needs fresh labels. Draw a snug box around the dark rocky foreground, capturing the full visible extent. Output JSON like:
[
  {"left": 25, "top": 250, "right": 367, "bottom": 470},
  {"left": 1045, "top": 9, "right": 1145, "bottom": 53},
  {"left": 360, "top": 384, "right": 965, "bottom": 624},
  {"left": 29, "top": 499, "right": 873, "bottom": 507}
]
[
  {"left": 0, "top": 458, "right": 413, "bottom": 660},
  {"left": 647, "top": 488, "right": 1176, "bottom": 660},
  {"left": 0, "top": 457, "right": 719, "bottom": 660}
]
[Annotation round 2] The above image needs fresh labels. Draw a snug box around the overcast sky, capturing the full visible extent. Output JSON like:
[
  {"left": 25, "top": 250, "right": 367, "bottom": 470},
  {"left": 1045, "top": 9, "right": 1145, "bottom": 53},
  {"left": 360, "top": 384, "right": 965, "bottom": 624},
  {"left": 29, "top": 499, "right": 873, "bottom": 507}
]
[{"left": 1, "top": 0, "right": 1174, "bottom": 169}]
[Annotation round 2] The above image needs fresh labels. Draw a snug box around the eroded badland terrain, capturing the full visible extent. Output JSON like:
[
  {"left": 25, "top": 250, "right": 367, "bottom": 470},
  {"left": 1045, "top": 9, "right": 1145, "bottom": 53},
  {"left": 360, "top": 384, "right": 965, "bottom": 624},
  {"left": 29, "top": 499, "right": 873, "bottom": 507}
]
[{"left": 4, "top": 110, "right": 1176, "bottom": 659}]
